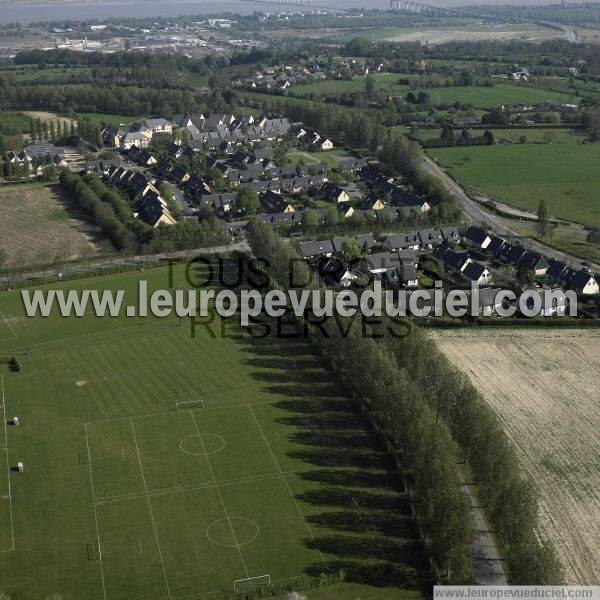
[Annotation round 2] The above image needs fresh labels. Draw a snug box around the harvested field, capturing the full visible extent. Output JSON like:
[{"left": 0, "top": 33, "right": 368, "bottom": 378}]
[
  {"left": 0, "top": 184, "right": 109, "bottom": 268},
  {"left": 432, "top": 328, "right": 600, "bottom": 585}
]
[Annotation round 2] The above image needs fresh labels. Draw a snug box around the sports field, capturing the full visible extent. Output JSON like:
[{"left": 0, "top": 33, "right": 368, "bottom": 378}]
[
  {"left": 0, "top": 263, "right": 428, "bottom": 599},
  {"left": 428, "top": 143, "right": 600, "bottom": 228}
]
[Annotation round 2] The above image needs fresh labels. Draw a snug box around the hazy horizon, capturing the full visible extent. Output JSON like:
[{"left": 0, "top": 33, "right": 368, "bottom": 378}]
[{"left": 0, "top": 0, "right": 578, "bottom": 26}]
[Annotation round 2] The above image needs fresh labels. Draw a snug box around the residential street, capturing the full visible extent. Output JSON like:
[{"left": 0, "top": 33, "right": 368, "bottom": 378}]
[{"left": 421, "top": 155, "right": 600, "bottom": 272}]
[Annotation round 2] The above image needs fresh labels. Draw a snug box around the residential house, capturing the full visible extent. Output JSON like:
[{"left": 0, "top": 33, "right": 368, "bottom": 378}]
[
  {"left": 389, "top": 264, "right": 419, "bottom": 288},
  {"left": 519, "top": 252, "right": 549, "bottom": 276},
  {"left": 486, "top": 236, "right": 506, "bottom": 257},
  {"left": 418, "top": 229, "right": 444, "bottom": 249},
  {"left": 546, "top": 259, "right": 568, "bottom": 283},
  {"left": 384, "top": 232, "right": 420, "bottom": 251},
  {"left": 570, "top": 270, "right": 599, "bottom": 295},
  {"left": 263, "top": 190, "right": 294, "bottom": 214},
  {"left": 322, "top": 184, "right": 350, "bottom": 204},
  {"left": 362, "top": 252, "right": 402, "bottom": 275},
  {"left": 299, "top": 239, "right": 335, "bottom": 259},
  {"left": 461, "top": 261, "right": 492, "bottom": 286},
  {"left": 477, "top": 288, "right": 503, "bottom": 317},
  {"left": 318, "top": 257, "right": 356, "bottom": 288},
  {"left": 464, "top": 226, "right": 491, "bottom": 250},
  {"left": 355, "top": 233, "right": 376, "bottom": 252},
  {"left": 440, "top": 227, "right": 461, "bottom": 244},
  {"left": 338, "top": 203, "right": 355, "bottom": 219},
  {"left": 145, "top": 118, "right": 173, "bottom": 135}
]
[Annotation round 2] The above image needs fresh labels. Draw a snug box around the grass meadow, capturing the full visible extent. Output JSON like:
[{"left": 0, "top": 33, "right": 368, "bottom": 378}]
[
  {"left": 0, "top": 263, "right": 429, "bottom": 599},
  {"left": 288, "top": 74, "right": 578, "bottom": 109},
  {"left": 428, "top": 143, "right": 600, "bottom": 228}
]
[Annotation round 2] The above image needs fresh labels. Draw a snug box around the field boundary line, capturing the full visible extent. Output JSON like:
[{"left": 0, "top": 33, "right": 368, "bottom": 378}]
[
  {"left": 1, "top": 375, "right": 7, "bottom": 449},
  {"left": 131, "top": 419, "right": 148, "bottom": 492},
  {"left": 247, "top": 405, "right": 329, "bottom": 570},
  {"left": 84, "top": 423, "right": 107, "bottom": 600},
  {"left": 0, "top": 447, "right": 15, "bottom": 553},
  {"left": 94, "top": 469, "right": 308, "bottom": 505},
  {"left": 189, "top": 410, "right": 249, "bottom": 579},
  {"left": 146, "top": 496, "right": 172, "bottom": 600},
  {"left": 84, "top": 398, "right": 280, "bottom": 427}
]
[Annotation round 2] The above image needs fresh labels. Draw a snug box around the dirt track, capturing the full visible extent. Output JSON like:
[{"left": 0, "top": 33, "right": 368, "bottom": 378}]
[{"left": 432, "top": 328, "right": 600, "bottom": 584}]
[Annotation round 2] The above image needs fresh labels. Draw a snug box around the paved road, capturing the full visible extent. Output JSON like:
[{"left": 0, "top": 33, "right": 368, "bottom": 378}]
[
  {"left": 2, "top": 241, "right": 250, "bottom": 287},
  {"left": 422, "top": 155, "right": 600, "bottom": 272},
  {"left": 460, "top": 477, "right": 507, "bottom": 585}
]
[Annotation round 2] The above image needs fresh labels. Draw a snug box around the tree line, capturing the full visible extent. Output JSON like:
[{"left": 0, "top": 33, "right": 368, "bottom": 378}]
[
  {"left": 60, "top": 171, "right": 227, "bottom": 255},
  {"left": 247, "top": 218, "right": 473, "bottom": 583},
  {"left": 246, "top": 218, "right": 564, "bottom": 585}
]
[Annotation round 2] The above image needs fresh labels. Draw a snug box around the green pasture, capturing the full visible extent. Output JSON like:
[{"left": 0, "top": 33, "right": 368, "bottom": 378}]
[{"left": 428, "top": 143, "right": 600, "bottom": 227}]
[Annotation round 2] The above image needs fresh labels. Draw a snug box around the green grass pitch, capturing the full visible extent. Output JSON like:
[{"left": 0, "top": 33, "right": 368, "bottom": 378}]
[
  {"left": 0, "top": 264, "right": 428, "bottom": 599},
  {"left": 428, "top": 143, "right": 600, "bottom": 228}
]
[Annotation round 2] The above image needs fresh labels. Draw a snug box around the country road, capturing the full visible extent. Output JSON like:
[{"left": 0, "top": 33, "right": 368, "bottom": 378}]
[
  {"left": 460, "top": 477, "right": 507, "bottom": 585},
  {"left": 422, "top": 155, "right": 600, "bottom": 272}
]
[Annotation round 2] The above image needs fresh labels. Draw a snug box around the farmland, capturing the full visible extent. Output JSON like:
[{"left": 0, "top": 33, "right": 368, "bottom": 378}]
[
  {"left": 0, "top": 184, "right": 109, "bottom": 268},
  {"left": 287, "top": 75, "right": 578, "bottom": 109},
  {"left": 0, "top": 264, "right": 429, "bottom": 600},
  {"left": 428, "top": 143, "right": 600, "bottom": 228},
  {"left": 433, "top": 329, "right": 600, "bottom": 585}
]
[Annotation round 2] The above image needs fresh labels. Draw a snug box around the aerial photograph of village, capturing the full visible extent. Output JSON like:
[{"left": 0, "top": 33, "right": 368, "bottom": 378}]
[{"left": 0, "top": 0, "right": 598, "bottom": 598}]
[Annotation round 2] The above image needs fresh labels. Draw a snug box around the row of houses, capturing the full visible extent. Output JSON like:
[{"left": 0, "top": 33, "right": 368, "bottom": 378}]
[
  {"left": 360, "top": 166, "right": 431, "bottom": 214},
  {"left": 5, "top": 145, "right": 68, "bottom": 170},
  {"left": 105, "top": 166, "right": 177, "bottom": 228},
  {"left": 434, "top": 244, "right": 492, "bottom": 286},
  {"left": 464, "top": 226, "right": 598, "bottom": 294}
]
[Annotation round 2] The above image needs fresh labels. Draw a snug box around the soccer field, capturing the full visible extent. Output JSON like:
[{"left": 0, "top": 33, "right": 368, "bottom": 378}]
[{"left": 0, "top": 264, "right": 428, "bottom": 599}]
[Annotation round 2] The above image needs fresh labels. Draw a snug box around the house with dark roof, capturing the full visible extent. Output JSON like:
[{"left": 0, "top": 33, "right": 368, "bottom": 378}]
[
  {"left": 570, "top": 270, "right": 599, "bottom": 295},
  {"left": 257, "top": 211, "right": 304, "bottom": 227},
  {"left": 318, "top": 257, "right": 356, "bottom": 288},
  {"left": 384, "top": 231, "right": 420, "bottom": 251},
  {"left": 388, "top": 264, "right": 418, "bottom": 287},
  {"left": 362, "top": 252, "right": 402, "bottom": 274},
  {"left": 398, "top": 249, "right": 418, "bottom": 265},
  {"left": 418, "top": 229, "right": 444, "bottom": 249},
  {"left": 440, "top": 227, "right": 460, "bottom": 244},
  {"left": 486, "top": 236, "right": 505, "bottom": 256},
  {"left": 461, "top": 261, "right": 491, "bottom": 286},
  {"left": 262, "top": 190, "right": 294, "bottom": 214},
  {"left": 464, "top": 226, "right": 491, "bottom": 249},
  {"left": 299, "top": 239, "right": 335, "bottom": 259},
  {"left": 322, "top": 183, "right": 350, "bottom": 204},
  {"left": 546, "top": 259, "right": 568, "bottom": 283},
  {"left": 355, "top": 233, "right": 375, "bottom": 252},
  {"left": 336, "top": 157, "right": 367, "bottom": 171},
  {"left": 519, "top": 252, "right": 548, "bottom": 276}
]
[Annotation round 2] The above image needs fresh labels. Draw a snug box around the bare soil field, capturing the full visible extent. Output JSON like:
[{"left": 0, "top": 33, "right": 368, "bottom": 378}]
[
  {"left": 382, "top": 27, "right": 564, "bottom": 44},
  {"left": 0, "top": 184, "right": 109, "bottom": 268},
  {"left": 21, "top": 110, "right": 75, "bottom": 127},
  {"left": 432, "top": 328, "right": 600, "bottom": 585}
]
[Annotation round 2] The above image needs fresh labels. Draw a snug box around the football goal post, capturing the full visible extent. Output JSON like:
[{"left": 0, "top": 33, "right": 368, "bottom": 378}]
[
  {"left": 175, "top": 399, "right": 205, "bottom": 411},
  {"left": 233, "top": 575, "right": 270, "bottom": 593}
]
